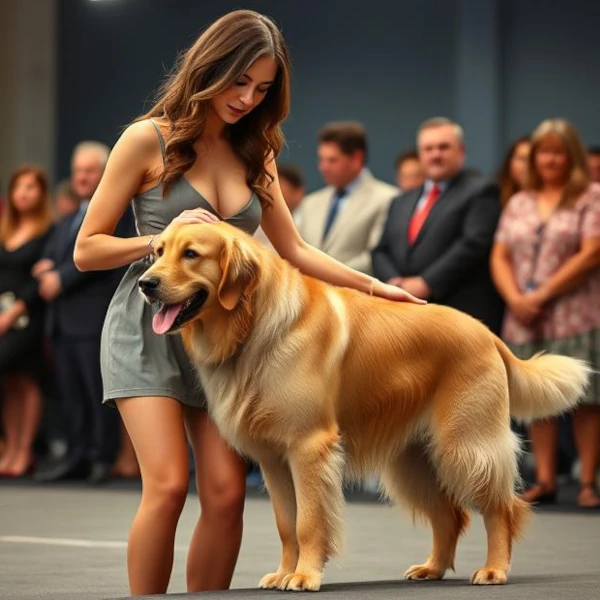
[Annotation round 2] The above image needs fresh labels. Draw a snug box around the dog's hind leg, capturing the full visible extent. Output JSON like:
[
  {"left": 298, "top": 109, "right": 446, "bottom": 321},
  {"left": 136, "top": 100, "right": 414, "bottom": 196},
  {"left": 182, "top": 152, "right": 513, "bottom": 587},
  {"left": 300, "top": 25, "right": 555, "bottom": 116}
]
[
  {"left": 279, "top": 427, "right": 345, "bottom": 592},
  {"left": 430, "top": 383, "right": 530, "bottom": 585},
  {"left": 256, "top": 454, "right": 299, "bottom": 590},
  {"left": 470, "top": 497, "right": 529, "bottom": 585},
  {"left": 380, "top": 443, "right": 469, "bottom": 581}
]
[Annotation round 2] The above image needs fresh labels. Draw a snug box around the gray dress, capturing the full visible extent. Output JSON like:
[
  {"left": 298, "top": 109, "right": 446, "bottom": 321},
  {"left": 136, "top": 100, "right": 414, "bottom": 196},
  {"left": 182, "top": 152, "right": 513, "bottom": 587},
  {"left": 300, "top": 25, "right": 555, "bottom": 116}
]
[{"left": 101, "top": 122, "right": 262, "bottom": 407}]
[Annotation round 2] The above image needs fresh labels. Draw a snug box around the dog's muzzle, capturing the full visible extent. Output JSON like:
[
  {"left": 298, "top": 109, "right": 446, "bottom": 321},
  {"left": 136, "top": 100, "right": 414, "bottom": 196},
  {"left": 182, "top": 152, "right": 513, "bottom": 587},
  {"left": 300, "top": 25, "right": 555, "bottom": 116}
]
[{"left": 139, "top": 275, "right": 160, "bottom": 299}]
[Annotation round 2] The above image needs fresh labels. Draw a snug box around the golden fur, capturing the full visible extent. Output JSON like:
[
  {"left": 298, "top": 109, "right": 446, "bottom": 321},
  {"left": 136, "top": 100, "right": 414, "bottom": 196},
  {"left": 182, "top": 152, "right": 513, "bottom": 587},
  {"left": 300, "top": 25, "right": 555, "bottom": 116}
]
[{"left": 141, "top": 222, "right": 591, "bottom": 591}]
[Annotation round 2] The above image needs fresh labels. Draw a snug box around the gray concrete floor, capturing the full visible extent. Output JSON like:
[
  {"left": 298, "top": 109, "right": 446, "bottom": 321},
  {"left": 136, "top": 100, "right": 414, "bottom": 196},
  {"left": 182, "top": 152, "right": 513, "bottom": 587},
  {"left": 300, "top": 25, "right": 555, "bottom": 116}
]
[{"left": 0, "top": 483, "right": 598, "bottom": 600}]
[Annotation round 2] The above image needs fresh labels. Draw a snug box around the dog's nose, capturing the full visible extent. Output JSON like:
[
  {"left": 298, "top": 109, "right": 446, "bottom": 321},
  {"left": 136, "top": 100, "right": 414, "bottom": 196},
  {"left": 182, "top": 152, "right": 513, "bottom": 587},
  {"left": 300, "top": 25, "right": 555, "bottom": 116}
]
[{"left": 138, "top": 276, "right": 160, "bottom": 296}]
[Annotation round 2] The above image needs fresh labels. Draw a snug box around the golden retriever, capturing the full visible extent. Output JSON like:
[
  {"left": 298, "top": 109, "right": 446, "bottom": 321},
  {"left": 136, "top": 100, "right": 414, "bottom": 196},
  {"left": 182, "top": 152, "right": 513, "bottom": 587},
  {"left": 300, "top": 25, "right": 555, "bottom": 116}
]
[{"left": 139, "top": 221, "right": 590, "bottom": 591}]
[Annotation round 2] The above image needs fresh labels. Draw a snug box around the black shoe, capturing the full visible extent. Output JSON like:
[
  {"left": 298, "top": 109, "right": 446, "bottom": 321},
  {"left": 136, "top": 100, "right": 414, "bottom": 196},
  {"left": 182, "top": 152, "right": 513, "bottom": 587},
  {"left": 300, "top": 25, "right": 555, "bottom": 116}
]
[
  {"left": 32, "top": 455, "right": 88, "bottom": 483},
  {"left": 87, "top": 462, "right": 111, "bottom": 485}
]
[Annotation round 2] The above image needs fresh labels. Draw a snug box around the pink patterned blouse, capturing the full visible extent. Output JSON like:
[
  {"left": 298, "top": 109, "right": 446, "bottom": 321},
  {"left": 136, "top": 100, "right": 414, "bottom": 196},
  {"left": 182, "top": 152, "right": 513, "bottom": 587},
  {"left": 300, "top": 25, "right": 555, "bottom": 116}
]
[{"left": 495, "top": 183, "right": 600, "bottom": 345}]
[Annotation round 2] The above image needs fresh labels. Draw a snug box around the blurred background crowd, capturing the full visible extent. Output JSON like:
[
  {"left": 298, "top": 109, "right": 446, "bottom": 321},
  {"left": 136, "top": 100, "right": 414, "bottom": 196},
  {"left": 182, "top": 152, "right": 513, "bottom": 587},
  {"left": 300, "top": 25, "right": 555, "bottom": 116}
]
[{"left": 0, "top": 0, "right": 599, "bottom": 509}]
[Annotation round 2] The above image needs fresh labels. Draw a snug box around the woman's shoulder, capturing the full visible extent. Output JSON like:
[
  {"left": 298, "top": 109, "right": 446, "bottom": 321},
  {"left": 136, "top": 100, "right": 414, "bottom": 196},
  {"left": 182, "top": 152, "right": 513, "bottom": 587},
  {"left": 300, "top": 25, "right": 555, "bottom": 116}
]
[
  {"left": 578, "top": 182, "right": 600, "bottom": 206},
  {"left": 118, "top": 119, "right": 165, "bottom": 154},
  {"left": 571, "top": 182, "right": 600, "bottom": 214},
  {"left": 504, "top": 189, "right": 535, "bottom": 213}
]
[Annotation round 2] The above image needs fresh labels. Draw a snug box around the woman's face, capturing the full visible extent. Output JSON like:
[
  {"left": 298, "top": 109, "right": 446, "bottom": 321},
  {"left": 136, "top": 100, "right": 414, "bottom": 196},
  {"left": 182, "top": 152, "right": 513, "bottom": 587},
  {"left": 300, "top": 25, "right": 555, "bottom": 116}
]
[
  {"left": 534, "top": 134, "right": 570, "bottom": 186},
  {"left": 211, "top": 55, "right": 278, "bottom": 125},
  {"left": 509, "top": 141, "right": 530, "bottom": 188},
  {"left": 396, "top": 158, "right": 425, "bottom": 191},
  {"left": 11, "top": 173, "right": 43, "bottom": 214}
]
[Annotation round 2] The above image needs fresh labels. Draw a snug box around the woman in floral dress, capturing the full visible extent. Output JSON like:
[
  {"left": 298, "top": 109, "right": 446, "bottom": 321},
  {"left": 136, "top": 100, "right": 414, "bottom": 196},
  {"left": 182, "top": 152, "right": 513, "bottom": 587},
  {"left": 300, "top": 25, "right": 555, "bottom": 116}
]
[{"left": 491, "top": 118, "right": 600, "bottom": 508}]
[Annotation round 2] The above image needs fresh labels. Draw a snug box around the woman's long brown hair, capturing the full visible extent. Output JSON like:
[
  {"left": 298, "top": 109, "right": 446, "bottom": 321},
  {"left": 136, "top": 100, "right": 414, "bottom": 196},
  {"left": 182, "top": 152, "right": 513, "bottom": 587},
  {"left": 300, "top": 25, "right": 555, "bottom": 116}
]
[
  {"left": 528, "top": 119, "right": 590, "bottom": 208},
  {"left": 1, "top": 164, "right": 53, "bottom": 243},
  {"left": 497, "top": 135, "right": 530, "bottom": 208},
  {"left": 137, "top": 10, "right": 291, "bottom": 208}
]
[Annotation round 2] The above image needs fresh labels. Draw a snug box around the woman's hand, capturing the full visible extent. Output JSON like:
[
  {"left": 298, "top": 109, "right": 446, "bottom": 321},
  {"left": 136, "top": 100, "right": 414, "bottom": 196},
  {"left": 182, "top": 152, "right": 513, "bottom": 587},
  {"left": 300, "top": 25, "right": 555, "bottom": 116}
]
[
  {"left": 508, "top": 292, "right": 543, "bottom": 325},
  {"left": 171, "top": 208, "right": 221, "bottom": 226},
  {"left": 374, "top": 280, "right": 427, "bottom": 304},
  {"left": 154, "top": 208, "right": 220, "bottom": 247},
  {"left": 32, "top": 259, "right": 55, "bottom": 278},
  {"left": 0, "top": 312, "right": 15, "bottom": 336}
]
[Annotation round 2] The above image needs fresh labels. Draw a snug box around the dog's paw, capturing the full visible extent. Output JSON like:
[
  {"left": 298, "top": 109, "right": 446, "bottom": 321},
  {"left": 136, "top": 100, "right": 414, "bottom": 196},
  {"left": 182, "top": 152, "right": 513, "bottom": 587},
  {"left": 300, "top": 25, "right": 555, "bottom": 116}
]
[
  {"left": 470, "top": 567, "right": 508, "bottom": 585},
  {"left": 280, "top": 571, "right": 322, "bottom": 591},
  {"left": 259, "top": 571, "right": 288, "bottom": 589},
  {"left": 404, "top": 563, "right": 445, "bottom": 581}
]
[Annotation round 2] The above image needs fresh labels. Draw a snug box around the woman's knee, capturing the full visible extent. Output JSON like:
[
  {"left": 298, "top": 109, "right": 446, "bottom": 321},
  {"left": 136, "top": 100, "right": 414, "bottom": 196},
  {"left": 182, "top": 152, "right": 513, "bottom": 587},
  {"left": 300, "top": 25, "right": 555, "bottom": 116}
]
[
  {"left": 143, "top": 472, "right": 190, "bottom": 516},
  {"left": 200, "top": 476, "right": 246, "bottom": 523}
]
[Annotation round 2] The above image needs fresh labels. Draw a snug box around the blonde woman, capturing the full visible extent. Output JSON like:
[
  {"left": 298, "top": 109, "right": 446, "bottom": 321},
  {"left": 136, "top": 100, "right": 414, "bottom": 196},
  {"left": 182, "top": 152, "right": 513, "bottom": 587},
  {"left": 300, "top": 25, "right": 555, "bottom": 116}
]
[
  {"left": 0, "top": 165, "right": 54, "bottom": 477},
  {"left": 74, "top": 10, "right": 422, "bottom": 596},
  {"left": 491, "top": 119, "right": 600, "bottom": 508}
]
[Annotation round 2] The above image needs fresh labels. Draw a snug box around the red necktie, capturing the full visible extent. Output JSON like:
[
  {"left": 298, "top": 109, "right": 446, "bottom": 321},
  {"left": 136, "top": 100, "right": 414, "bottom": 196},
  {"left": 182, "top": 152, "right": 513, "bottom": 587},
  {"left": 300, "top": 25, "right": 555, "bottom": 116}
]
[{"left": 408, "top": 184, "right": 440, "bottom": 245}]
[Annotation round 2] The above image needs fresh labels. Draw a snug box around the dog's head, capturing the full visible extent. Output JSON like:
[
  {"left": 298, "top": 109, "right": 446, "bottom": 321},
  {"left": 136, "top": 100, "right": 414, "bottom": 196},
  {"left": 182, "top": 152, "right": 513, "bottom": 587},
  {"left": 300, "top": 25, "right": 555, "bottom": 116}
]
[{"left": 139, "top": 222, "right": 261, "bottom": 336}]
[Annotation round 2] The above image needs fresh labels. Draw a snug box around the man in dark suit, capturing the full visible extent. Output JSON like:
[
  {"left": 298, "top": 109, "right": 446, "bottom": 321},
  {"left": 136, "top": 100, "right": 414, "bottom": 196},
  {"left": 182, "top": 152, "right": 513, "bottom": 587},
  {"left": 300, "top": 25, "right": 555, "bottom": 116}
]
[
  {"left": 33, "top": 142, "right": 134, "bottom": 483},
  {"left": 372, "top": 117, "right": 504, "bottom": 333}
]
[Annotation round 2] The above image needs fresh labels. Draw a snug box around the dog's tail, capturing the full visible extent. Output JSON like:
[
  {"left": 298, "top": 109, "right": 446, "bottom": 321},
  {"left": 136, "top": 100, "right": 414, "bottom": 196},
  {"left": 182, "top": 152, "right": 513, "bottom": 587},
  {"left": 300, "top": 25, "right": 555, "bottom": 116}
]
[{"left": 494, "top": 337, "right": 592, "bottom": 423}]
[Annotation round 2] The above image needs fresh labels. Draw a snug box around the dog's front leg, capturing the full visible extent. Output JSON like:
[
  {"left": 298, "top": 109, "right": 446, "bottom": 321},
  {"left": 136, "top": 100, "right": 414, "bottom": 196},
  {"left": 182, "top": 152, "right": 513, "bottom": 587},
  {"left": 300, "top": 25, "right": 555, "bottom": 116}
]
[
  {"left": 280, "top": 429, "right": 345, "bottom": 592},
  {"left": 257, "top": 455, "right": 299, "bottom": 590}
]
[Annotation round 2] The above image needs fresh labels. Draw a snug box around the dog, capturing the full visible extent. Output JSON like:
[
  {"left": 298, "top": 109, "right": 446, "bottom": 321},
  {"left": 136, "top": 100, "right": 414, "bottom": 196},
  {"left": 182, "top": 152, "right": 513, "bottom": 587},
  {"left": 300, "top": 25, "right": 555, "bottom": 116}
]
[{"left": 139, "top": 221, "right": 590, "bottom": 591}]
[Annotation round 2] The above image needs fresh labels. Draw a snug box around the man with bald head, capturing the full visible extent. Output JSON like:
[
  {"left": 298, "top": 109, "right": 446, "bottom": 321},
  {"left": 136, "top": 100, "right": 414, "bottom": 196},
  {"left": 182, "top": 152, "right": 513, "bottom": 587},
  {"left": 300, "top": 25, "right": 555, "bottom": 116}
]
[{"left": 372, "top": 117, "right": 504, "bottom": 332}]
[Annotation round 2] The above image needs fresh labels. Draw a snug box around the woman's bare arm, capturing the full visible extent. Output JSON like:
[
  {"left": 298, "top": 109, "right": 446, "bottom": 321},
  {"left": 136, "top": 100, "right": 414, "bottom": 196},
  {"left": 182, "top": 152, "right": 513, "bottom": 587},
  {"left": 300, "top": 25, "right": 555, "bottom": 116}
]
[
  {"left": 534, "top": 237, "right": 600, "bottom": 303},
  {"left": 261, "top": 159, "right": 424, "bottom": 303},
  {"left": 74, "top": 120, "right": 160, "bottom": 272},
  {"left": 490, "top": 241, "right": 521, "bottom": 304}
]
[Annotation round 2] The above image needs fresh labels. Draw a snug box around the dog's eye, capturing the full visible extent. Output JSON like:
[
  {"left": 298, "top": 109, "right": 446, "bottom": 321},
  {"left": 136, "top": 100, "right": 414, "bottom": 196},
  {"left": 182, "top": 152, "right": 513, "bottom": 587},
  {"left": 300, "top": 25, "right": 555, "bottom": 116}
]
[
  {"left": 183, "top": 249, "right": 199, "bottom": 260},
  {"left": 156, "top": 247, "right": 164, "bottom": 257}
]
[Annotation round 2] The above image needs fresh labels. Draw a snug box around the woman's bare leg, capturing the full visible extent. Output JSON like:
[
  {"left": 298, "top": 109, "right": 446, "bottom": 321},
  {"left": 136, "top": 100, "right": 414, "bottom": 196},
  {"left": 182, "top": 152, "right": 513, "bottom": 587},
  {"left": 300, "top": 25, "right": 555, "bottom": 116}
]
[
  {"left": 573, "top": 405, "right": 600, "bottom": 507},
  {"left": 183, "top": 408, "right": 246, "bottom": 592},
  {"left": 117, "top": 396, "right": 190, "bottom": 595},
  {"left": 9, "top": 374, "right": 42, "bottom": 475},
  {"left": 0, "top": 376, "right": 20, "bottom": 471},
  {"left": 110, "top": 422, "right": 141, "bottom": 478},
  {"left": 522, "top": 418, "right": 559, "bottom": 501}
]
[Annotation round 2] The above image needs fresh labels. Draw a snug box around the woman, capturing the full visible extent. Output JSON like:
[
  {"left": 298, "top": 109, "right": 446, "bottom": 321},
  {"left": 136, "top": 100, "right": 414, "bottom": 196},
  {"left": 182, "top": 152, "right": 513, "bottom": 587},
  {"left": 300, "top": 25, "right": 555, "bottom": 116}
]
[
  {"left": 74, "top": 10, "right": 422, "bottom": 596},
  {"left": 394, "top": 149, "right": 424, "bottom": 192},
  {"left": 497, "top": 135, "right": 531, "bottom": 207},
  {"left": 0, "top": 165, "right": 54, "bottom": 477},
  {"left": 491, "top": 118, "right": 600, "bottom": 508}
]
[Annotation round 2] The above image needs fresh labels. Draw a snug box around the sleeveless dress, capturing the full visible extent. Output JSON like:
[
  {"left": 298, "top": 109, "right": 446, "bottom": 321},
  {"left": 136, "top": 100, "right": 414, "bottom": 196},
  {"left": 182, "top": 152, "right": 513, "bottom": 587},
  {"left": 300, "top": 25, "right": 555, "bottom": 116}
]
[
  {"left": 100, "top": 122, "right": 262, "bottom": 407},
  {"left": 0, "top": 229, "right": 53, "bottom": 380}
]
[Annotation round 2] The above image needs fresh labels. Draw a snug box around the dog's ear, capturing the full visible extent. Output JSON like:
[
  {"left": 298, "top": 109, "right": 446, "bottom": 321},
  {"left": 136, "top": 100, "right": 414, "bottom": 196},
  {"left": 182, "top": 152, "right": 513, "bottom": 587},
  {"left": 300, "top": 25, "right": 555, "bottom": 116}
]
[{"left": 217, "top": 238, "right": 260, "bottom": 311}]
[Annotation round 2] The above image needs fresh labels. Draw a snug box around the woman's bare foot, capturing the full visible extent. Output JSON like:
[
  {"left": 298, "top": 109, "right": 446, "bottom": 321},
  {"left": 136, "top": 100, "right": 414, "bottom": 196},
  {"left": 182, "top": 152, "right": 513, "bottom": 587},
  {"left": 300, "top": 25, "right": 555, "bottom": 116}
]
[
  {"left": 577, "top": 483, "right": 600, "bottom": 509},
  {"left": 521, "top": 482, "right": 557, "bottom": 504},
  {"left": 4, "top": 452, "right": 34, "bottom": 477},
  {"left": 0, "top": 451, "right": 16, "bottom": 474}
]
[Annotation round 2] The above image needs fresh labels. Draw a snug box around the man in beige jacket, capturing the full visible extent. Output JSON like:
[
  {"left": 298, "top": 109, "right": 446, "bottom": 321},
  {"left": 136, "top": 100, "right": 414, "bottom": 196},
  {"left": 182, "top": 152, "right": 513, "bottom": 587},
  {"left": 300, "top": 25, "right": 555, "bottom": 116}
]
[{"left": 298, "top": 121, "right": 397, "bottom": 274}]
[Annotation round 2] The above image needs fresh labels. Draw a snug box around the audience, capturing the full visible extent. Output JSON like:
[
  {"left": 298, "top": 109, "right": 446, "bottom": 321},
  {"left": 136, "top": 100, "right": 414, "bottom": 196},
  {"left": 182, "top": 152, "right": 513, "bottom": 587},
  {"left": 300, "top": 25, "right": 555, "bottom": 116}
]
[
  {"left": 0, "top": 115, "right": 597, "bottom": 502},
  {"left": 53, "top": 179, "right": 80, "bottom": 218},
  {"left": 497, "top": 135, "right": 531, "bottom": 207},
  {"left": 254, "top": 163, "right": 305, "bottom": 248},
  {"left": 394, "top": 149, "right": 425, "bottom": 192},
  {"left": 297, "top": 121, "right": 397, "bottom": 274},
  {"left": 277, "top": 163, "right": 305, "bottom": 223},
  {"left": 33, "top": 142, "right": 132, "bottom": 484},
  {"left": 372, "top": 117, "right": 504, "bottom": 333},
  {"left": 491, "top": 118, "right": 600, "bottom": 508},
  {"left": 0, "top": 165, "right": 54, "bottom": 477}
]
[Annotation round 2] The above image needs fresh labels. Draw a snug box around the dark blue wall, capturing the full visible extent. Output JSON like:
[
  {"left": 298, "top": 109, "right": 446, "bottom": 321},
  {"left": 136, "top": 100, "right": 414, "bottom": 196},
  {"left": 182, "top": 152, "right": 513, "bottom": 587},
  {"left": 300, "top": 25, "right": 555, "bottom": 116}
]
[
  {"left": 57, "top": 0, "right": 600, "bottom": 191},
  {"left": 502, "top": 0, "right": 600, "bottom": 149}
]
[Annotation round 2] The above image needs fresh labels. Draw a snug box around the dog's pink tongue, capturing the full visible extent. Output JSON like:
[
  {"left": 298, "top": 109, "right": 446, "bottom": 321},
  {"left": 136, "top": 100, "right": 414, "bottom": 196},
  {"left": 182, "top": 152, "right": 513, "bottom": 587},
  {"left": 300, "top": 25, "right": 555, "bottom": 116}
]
[{"left": 152, "top": 303, "right": 183, "bottom": 335}]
